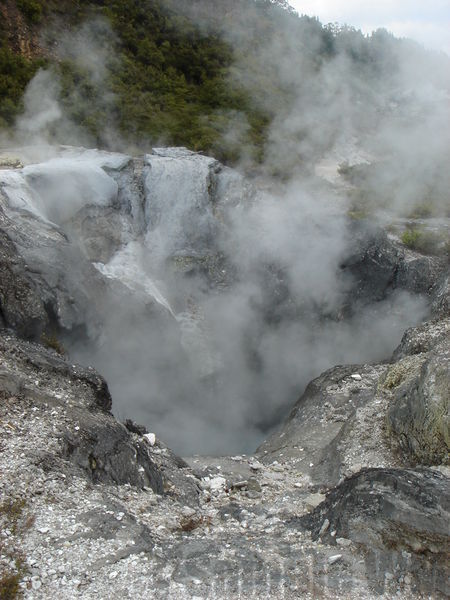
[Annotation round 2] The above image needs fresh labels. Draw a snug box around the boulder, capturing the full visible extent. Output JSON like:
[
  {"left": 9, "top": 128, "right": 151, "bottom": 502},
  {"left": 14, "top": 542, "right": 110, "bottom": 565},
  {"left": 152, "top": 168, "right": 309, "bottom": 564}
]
[
  {"left": 387, "top": 338, "right": 449, "bottom": 465},
  {"left": 296, "top": 467, "right": 450, "bottom": 596},
  {"left": 341, "top": 222, "right": 448, "bottom": 310}
]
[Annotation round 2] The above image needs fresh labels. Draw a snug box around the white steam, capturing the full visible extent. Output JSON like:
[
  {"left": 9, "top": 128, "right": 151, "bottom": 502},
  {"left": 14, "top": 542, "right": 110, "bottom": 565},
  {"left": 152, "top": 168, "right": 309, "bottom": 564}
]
[{"left": 1, "top": 6, "right": 446, "bottom": 455}]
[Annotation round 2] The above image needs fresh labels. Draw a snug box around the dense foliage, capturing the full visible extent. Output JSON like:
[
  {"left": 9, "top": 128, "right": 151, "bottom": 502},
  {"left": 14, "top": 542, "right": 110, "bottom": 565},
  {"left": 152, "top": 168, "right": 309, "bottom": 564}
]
[
  {"left": 1, "top": 0, "right": 449, "bottom": 172},
  {"left": 0, "top": 13, "right": 44, "bottom": 127},
  {"left": 1, "top": 0, "right": 274, "bottom": 161}
]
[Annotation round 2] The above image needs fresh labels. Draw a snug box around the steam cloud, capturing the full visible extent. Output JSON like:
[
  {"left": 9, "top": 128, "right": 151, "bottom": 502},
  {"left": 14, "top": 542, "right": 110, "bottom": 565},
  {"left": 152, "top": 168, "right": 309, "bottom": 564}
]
[{"left": 2, "top": 5, "right": 447, "bottom": 455}]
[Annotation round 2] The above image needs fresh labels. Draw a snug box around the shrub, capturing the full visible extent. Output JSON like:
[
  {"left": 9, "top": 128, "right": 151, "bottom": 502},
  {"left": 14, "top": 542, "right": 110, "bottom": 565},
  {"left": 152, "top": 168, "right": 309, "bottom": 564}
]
[
  {"left": 407, "top": 202, "right": 434, "bottom": 219},
  {"left": 41, "top": 332, "right": 65, "bottom": 354},
  {"left": 17, "top": 0, "right": 43, "bottom": 24},
  {"left": 0, "top": 571, "right": 21, "bottom": 600},
  {"left": 401, "top": 227, "right": 446, "bottom": 255}
]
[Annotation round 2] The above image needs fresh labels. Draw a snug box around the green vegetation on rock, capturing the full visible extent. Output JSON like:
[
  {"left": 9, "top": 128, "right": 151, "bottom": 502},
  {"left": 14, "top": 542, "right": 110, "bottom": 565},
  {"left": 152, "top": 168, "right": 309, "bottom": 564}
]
[
  {"left": 0, "top": 44, "right": 45, "bottom": 128},
  {"left": 17, "top": 0, "right": 43, "bottom": 24},
  {"left": 401, "top": 227, "right": 448, "bottom": 256}
]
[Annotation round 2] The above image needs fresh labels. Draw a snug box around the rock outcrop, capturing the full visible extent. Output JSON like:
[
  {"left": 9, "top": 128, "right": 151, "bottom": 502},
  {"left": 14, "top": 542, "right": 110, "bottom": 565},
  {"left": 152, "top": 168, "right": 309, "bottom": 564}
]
[
  {"left": 0, "top": 330, "right": 200, "bottom": 497},
  {"left": 387, "top": 335, "right": 449, "bottom": 465},
  {"left": 296, "top": 467, "right": 450, "bottom": 596},
  {"left": 253, "top": 260, "right": 449, "bottom": 597},
  {"left": 256, "top": 317, "right": 449, "bottom": 485},
  {"left": 1, "top": 323, "right": 448, "bottom": 598},
  {"left": 341, "top": 221, "right": 448, "bottom": 310}
]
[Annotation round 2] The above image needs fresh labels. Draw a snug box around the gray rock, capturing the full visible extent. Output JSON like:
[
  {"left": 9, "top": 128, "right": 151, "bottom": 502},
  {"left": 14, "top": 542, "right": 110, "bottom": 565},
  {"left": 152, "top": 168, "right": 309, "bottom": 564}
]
[
  {"left": 0, "top": 220, "right": 51, "bottom": 339},
  {"left": 392, "top": 317, "right": 450, "bottom": 360},
  {"left": 296, "top": 467, "right": 450, "bottom": 596},
  {"left": 341, "top": 223, "right": 448, "bottom": 309},
  {"left": 256, "top": 363, "right": 386, "bottom": 486},
  {"left": 387, "top": 338, "right": 449, "bottom": 465},
  {"left": 431, "top": 273, "right": 450, "bottom": 318},
  {"left": 0, "top": 329, "right": 112, "bottom": 411},
  {"left": 0, "top": 330, "right": 200, "bottom": 500}
]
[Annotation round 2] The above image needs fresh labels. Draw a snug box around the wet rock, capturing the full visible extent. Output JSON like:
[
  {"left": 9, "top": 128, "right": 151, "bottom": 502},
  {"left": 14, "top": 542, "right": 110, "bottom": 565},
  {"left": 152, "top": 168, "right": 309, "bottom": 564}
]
[{"left": 0, "top": 210, "right": 51, "bottom": 339}]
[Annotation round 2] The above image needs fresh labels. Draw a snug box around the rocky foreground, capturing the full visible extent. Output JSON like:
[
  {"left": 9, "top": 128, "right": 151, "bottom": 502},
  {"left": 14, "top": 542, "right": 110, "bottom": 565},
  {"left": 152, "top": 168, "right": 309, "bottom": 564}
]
[
  {"left": 0, "top": 312, "right": 448, "bottom": 599},
  {"left": 0, "top": 147, "right": 449, "bottom": 598}
]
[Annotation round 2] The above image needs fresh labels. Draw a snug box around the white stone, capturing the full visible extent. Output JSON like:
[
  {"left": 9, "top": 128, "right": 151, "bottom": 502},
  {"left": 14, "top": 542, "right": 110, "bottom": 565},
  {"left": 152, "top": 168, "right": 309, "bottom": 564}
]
[
  {"left": 249, "top": 461, "right": 262, "bottom": 471},
  {"left": 336, "top": 537, "right": 352, "bottom": 547},
  {"left": 351, "top": 373, "right": 362, "bottom": 381},
  {"left": 31, "top": 577, "right": 42, "bottom": 590},
  {"left": 144, "top": 433, "right": 156, "bottom": 446},
  {"left": 304, "top": 493, "right": 326, "bottom": 510},
  {"left": 209, "top": 476, "right": 227, "bottom": 493},
  {"left": 319, "top": 519, "right": 330, "bottom": 536},
  {"left": 328, "top": 554, "right": 343, "bottom": 565}
]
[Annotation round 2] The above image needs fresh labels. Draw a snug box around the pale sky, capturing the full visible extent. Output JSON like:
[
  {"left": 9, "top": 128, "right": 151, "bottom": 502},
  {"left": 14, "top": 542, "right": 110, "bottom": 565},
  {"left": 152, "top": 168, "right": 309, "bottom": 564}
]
[{"left": 289, "top": 0, "right": 450, "bottom": 55}]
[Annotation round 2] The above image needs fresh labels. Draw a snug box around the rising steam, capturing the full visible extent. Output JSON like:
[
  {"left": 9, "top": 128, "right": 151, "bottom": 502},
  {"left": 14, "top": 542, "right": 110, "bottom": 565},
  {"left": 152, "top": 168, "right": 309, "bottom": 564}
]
[{"left": 1, "top": 4, "right": 447, "bottom": 455}]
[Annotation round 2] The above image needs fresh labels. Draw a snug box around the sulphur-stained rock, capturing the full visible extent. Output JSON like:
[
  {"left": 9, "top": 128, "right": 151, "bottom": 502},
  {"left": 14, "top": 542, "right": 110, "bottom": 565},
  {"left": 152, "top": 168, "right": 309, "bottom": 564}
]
[{"left": 296, "top": 468, "right": 450, "bottom": 596}]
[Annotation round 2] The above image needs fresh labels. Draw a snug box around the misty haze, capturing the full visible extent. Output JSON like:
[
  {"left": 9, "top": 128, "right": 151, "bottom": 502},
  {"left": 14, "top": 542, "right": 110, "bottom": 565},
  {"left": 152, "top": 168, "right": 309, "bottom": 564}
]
[
  {"left": 0, "top": 1, "right": 449, "bottom": 598},
  {"left": 0, "top": 1, "right": 448, "bottom": 456}
]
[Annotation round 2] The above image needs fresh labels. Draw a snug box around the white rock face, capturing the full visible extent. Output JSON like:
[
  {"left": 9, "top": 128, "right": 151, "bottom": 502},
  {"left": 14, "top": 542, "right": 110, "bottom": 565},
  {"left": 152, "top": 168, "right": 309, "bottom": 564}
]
[
  {"left": 94, "top": 242, "right": 175, "bottom": 316},
  {"left": 0, "top": 148, "right": 129, "bottom": 225},
  {"left": 23, "top": 159, "right": 117, "bottom": 224},
  {"left": 143, "top": 148, "right": 218, "bottom": 260}
]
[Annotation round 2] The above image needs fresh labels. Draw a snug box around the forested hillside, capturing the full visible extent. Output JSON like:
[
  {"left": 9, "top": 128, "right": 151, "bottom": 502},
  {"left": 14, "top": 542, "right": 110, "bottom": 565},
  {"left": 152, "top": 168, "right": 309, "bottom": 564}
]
[{"left": 1, "top": 0, "right": 449, "bottom": 173}]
